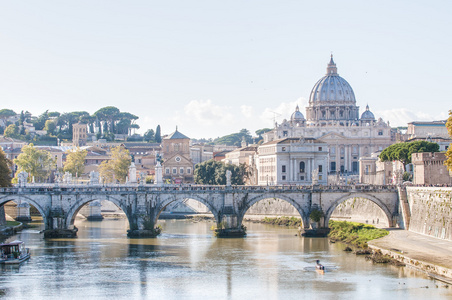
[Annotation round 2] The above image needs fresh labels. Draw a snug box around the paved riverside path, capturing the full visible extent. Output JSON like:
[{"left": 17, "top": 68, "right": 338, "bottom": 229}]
[{"left": 368, "top": 229, "right": 452, "bottom": 273}]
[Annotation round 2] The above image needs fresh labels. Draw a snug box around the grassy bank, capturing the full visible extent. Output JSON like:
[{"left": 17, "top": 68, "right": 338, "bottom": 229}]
[
  {"left": 260, "top": 217, "right": 302, "bottom": 227},
  {"left": 328, "top": 220, "right": 389, "bottom": 248}
]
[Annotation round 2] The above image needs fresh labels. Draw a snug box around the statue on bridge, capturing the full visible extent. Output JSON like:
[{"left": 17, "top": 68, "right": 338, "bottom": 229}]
[
  {"left": 63, "top": 172, "right": 73, "bottom": 184},
  {"left": 89, "top": 171, "right": 100, "bottom": 185},
  {"left": 226, "top": 170, "right": 232, "bottom": 186},
  {"left": 18, "top": 171, "right": 28, "bottom": 187},
  {"left": 311, "top": 168, "right": 319, "bottom": 185}
]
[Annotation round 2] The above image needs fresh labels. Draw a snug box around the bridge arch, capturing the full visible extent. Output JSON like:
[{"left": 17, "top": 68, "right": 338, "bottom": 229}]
[
  {"left": 324, "top": 193, "right": 394, "bottom": 227},
  {"left": 0, "top": 195, "right": 48, "bottom": 225},
  {"left": 65, "top": 195, "right": 132, "bottom": 229},
  {"left": 237, "top": 194, "right": 310, "bottom": 228},
  {"left": 156, "top": 194, "right": 221, "bottom": 224}
]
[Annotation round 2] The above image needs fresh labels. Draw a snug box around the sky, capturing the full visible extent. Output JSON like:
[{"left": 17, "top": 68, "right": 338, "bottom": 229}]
[{"left": 1, "top": 1, "right": 451, "bottom": 139}]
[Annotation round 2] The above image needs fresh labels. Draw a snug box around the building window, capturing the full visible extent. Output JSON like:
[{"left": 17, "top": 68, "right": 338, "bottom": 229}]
[
  {"left": 282, "top": 175, "right": 286, "bottom": 180},
  {"left": 330, "top": 162, "right": 336, "bottom": 172},
  {"left": 180, "top": 168, "right": 184, "bottom": 174},
  {"left": 187, "top": 168, "right": 191, "bottom": 174},
  {"left": 352, "top": 162, "right": 358, "bottom": 173},
  {"left": 172, "top": 168, "right": 177, "bottom": 174},
  {"left": 319, "top": 175, "right": 322, "bottom": 180},
  {"left": 282, "top": 165, "right": 286, "bottom": 173},
  {"left": 331, "top": 147, "right": 336, "bottom": 154},
  {"left": 318, "top": 147, "right": 322, "bottom": 151},
  {"left": 300, "top": 176, "right": 304, "bottom": 180},
  {"left": 299, "top": 161, "right": 305, "bottom": 173},
  {"left": 282, "top": 147, "right": 286, "bottom": 151},
  {"left": 378, "top": 130, "right": 383, "bottom": 136},
  {"left": 318, "top": 165, "right": 323, "bottom": 173},
  {"left": 283, "top": 131, "right": 288, "bottom": 137},
  {"left": 165, "top": 168, "right": 170, "bottom": 174}
]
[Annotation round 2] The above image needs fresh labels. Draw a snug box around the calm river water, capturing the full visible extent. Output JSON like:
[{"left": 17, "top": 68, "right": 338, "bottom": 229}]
[{"left": 1, "top": 218, "right": 451, "bottom": 300}]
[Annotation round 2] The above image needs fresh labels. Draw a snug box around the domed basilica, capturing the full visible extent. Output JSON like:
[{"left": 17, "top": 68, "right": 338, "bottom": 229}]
[{"left": 260, "top": 56, "right": 393, "bottom": 185}]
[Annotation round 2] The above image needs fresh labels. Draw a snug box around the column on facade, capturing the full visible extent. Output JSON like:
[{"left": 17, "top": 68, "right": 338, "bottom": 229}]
[
  {"left": 345, "top": 145, "right": 349, "bottom": 173},
  {"left": 335, "top": 144, "right": 340, "bottom": 173}
]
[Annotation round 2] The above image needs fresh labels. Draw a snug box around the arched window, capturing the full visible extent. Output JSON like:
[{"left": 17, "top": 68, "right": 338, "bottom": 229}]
[{"left": 299, "top": 162, "right": 305, "bottom": 173}]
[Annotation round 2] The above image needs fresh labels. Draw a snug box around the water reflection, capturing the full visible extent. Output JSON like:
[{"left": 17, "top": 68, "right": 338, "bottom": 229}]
[{"left": 0, "top": 218, "right": 451, "bottom": 299}]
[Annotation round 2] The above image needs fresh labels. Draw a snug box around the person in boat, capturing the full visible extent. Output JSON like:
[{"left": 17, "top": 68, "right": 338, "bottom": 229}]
[{"left": 316, "top": 260, "right": 325, "bottom": 270}]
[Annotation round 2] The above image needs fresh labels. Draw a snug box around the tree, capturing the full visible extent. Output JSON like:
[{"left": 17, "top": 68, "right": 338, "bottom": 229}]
[
  {"left": 143, "top": 129, "right": 155, "bottom": 142},
  {"left": 44, "top": 120, "right": 56, "bottom": 135},
  {"left": 0, "top": 109, "right": 16, "bottom": 128},
  {"left": 4, "top": 124, "right": 19, "bottom": 139},
  {"left": 379, "top": 141, "right": 440, "bottom": 166},
  {"left": 13, "top": 144, "right": 56, "bottom": 182},
  {"left": 94, "top": 106, "right": 120, "bottom": 133},
  {"left": 32, "top": 110, "right": 50, "bottom": 130},
  {"left": 194, "top": 160, "right": 247, "bottom": 185},
  {"left": 63, "top": 148, "right": 87, "bottom": 177},
  {"left": 255, "top": 128, "right": 272, "bottom": 143},
  {"left": 213, "top": 128, "right": 253, "bottom": 146},
  {"left": 0, "top": 148, "right": 12, "bottom": 187},
  {"left": 445, "top": 110, "right": 452, "bottom": 171},
  {"left": 99, "top": 146, "right": 131, "bottom": 183},
  {"left": 155, "top": 125, "right": 161, "bottom": 143}
]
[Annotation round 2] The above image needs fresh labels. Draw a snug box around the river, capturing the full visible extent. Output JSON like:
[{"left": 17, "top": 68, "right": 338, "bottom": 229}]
[{"left": 0, "top": 218, "right": 451, "bottom": 299}]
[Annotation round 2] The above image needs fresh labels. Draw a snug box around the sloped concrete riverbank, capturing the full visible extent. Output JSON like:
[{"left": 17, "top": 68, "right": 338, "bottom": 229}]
[{"left": 368, "top": 229, "right": 452, "bottom": 284}]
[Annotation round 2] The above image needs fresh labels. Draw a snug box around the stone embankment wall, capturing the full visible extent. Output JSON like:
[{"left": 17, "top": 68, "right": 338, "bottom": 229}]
[
  {"left": 406, "top": 187, "right": 452, "bottom": 240},
  {"left": 330, "top": 198, "right": 389, "bottom": 227},
  {"left": 245, "top": 199, "right": 300, "bottom": 217}
]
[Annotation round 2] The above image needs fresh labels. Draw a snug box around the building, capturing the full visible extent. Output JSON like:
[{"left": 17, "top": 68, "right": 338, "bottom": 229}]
[
  {"left": 412, "top": 152, "right": 452, "bottom": 185},
  {"left": 72, "top": 123, "right": 88, "bottom": 147},
  {"left": 406, "top": 121, "right": 451, "bottom": 152},
  {"left": 190, "top": 144, "right": 214, "bottom": 165},
  {"left": 263, "top": 56, "right": 393, "bottom": 176},
  {"left": 161, "top": 128, "right": 194, "bottom": 184},
  {"left": 257, "top": 137, "right": 328, "bottom": 185},
  {"left": 223, "top": 146, "right": 258, "bottom": 166},
  {"left": 359, "top": 152, "right": 402, "bottom": 185},
  {"left": 407, "top": 121, "right": 449, "bottom": 139}
]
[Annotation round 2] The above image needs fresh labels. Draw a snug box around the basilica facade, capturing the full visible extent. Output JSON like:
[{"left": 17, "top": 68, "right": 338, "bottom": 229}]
[{"left": 262, "top": 56, "right": 394, "bottom": 179}]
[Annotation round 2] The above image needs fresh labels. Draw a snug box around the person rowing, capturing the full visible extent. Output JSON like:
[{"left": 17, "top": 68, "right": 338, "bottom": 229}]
[{"left": 316, "top": 260, "right": 325, "bottom": 271}]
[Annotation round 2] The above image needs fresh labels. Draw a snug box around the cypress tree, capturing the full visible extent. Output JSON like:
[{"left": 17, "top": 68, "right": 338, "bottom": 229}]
[{"left": 155, "top": 125, "right": 161, "bottom": 143}]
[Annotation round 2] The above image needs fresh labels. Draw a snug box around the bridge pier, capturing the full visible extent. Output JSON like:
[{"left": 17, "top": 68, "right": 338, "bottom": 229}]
[
  {"left": 215, "top": 205, "right": 246, "bottom": 238},
  {"left": 43, "top": 210, "right": 78, "bottom": 238},
  {"left": 127, "top": 206, "right": 162, "bottom": 238},
  {"left": 86, "top": 200, "right": 104, "bottom": 221},
  {"left": 299, "top": 203, "right": 330, "bottom": 237},
  {"left": 15, "top": 202, "right": 32, "bottom": 222}
]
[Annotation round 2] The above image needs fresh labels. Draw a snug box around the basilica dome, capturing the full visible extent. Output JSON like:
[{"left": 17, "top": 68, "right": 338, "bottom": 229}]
[
  {"left": 291, "top": 105, "right": 305, "bottom": 121},
  {"left": 308, "top": 56, "right": 356, "bottom": 105},
  {"left": 360, "top": 105, "right": 375, "bottom": 120}
]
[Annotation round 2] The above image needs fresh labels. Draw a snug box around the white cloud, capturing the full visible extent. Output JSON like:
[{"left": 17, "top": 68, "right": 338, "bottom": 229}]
[
  {"left": 184, "top": 99, "right": 234, "bottom": 125},
  {"left": 240, "top": 105, "right": 253, "bottom": 118},
  {"left": 376, "top": 108, "right": 449, "bottom": 127},
  {"left": 260, "top": 97, "right": 308, "bottom": 126}
]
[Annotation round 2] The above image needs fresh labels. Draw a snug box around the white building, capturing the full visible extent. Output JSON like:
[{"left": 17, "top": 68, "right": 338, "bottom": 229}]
[
  {"left": 257, "top": 137, "right": 328, "bottom": 185},
  {"left": 263, "top": 56, "right": 394, "bottom": 175}
]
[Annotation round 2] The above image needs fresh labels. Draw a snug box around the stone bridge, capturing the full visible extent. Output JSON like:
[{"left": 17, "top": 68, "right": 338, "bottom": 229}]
[{"left": 0, "top": 184, "right": 400, "bottom": 238}]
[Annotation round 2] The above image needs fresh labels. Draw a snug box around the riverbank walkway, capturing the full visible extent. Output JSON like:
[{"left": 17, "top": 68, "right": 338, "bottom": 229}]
[{"left": 369, "top": 229, "right": 452, "bottom": 282}]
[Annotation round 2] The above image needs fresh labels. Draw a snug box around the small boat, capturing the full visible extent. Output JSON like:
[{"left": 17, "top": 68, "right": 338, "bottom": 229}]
[
  {"left": 315, "top": 260, "right": 325, "bottom": 274},
  {"left": 0, "top": 240, "right": 30, "bottom": 264}
]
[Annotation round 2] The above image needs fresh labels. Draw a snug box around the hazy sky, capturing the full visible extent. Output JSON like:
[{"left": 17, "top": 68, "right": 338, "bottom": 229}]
[{"left": 1, "top": 1, "right": 451, "bottom": 139}]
